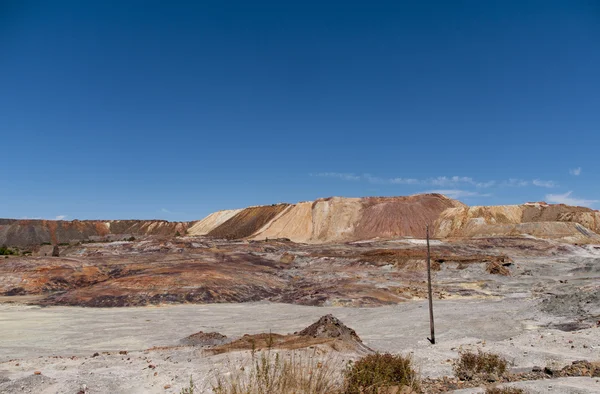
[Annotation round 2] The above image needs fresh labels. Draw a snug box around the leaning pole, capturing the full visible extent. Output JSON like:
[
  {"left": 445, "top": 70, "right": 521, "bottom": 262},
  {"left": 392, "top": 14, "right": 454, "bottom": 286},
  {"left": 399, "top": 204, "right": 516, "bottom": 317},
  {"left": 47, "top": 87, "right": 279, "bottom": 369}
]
[{"left": 426, "top": 225, "right": 436, "bottom": 344}]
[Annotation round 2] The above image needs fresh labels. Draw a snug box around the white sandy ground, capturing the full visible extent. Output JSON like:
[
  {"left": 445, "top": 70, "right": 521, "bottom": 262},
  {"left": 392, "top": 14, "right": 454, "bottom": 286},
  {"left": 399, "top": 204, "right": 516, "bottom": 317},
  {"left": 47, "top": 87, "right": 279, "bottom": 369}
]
[{"left": 1, "top": 298, "right": 599, "bottom": 393}]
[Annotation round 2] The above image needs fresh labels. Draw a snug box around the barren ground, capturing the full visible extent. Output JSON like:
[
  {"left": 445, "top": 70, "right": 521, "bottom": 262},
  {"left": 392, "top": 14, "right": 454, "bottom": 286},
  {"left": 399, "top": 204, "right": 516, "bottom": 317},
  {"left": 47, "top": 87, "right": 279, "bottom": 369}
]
[{"left": 1, "top": 236, "right": 599, "bottom": 393}]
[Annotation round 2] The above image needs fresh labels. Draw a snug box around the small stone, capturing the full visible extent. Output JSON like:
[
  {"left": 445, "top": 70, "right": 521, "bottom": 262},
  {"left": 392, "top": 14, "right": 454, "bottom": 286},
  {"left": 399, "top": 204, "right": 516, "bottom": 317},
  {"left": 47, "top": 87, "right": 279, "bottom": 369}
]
[
  {"left": 92, "top": 352, "right": 99, "bottom": 357},
  {"left": 33, "top": 371, "right": 41, "bottom": 375},
  {"left": 164, "top": 385, "right": 171, "bottom": 389},
  {"left": 532, "top": 366, "right": 542, "bottom": 372}
]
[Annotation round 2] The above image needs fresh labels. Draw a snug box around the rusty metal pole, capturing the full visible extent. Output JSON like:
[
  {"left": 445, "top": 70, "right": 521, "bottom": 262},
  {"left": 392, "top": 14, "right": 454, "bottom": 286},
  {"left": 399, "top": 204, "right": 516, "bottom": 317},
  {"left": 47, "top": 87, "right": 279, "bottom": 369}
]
[{"left": 426, "top": 225, "right": 436, "bottom": 344}]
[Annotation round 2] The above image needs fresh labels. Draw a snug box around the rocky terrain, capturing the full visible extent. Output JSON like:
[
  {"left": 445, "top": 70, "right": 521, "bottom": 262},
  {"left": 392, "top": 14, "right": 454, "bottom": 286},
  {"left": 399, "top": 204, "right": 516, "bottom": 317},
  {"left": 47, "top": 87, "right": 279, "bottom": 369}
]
[
  {"left": 1, "top": 194, "right": 600, "bottom": 393},
  {"left": 5, "top": 233, "right": 589, "bottom": 309}
]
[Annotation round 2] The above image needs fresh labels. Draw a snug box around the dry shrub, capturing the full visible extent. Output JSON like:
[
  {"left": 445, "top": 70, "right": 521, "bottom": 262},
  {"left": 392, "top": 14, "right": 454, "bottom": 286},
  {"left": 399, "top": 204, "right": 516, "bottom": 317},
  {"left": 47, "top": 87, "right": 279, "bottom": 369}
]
[
  {"left": 212, "top": 350, "right": 343, "bottom": 394},
  {"left": 344, "top": 353, "right": 420, "bottom": 394},
  {"left": 485, "top": 387, "right": 527, "bottom": 394},
  {"left": 486, "top": 261, "right": 510, "bottom": 276},
  {"left": 454, "top": 350, "right": 507, "bottom": 380}
]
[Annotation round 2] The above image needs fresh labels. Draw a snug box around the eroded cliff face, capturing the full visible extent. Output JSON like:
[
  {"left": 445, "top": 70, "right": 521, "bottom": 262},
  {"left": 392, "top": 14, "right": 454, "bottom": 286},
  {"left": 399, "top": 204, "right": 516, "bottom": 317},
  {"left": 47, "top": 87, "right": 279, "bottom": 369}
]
[
  {"left": 433, "top": 202, "right": 600, "bottom": 242},
  {"left": 206, "top": 204, "right": 291, "bottom": 239},
  {"left": 186, "top": 209, "right": 243, "bottom": 236},
  {"left": 0, "top": 219, "right": 190, "bottom": 247}
]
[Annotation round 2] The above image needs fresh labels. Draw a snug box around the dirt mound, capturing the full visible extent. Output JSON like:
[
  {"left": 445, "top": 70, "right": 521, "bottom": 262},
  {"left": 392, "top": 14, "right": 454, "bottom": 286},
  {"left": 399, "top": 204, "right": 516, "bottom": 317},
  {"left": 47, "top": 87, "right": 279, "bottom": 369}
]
[
  {"left": 298, "top": 314, "right": 362, "bottom": 342},
  {"left": 208, "top": 204, "right": 290, "bottom": 239},
  {"left": 355, "top": 194, "right": 464, "bottom": 240},
  {"left": 207, "top": 315, "right": 371, "bottom": 355},
  {"left": 249, "top": 194, "right": 459, "bottom": 243},
  {"left": 180, "top": 331, "right": 228, "bottom": 347},
  {"left": 187, "top": 209, "right": 243, "bottom": 236}
]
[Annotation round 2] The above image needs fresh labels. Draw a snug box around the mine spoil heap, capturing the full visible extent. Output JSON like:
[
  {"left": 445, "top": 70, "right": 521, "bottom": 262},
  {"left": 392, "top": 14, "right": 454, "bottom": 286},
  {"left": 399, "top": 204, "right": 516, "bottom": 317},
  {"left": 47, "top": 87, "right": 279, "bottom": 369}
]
[
  {"left": 298, "top": 314, "right": 363, "bottom": 342},
  {"left": 4, "top": 193, "right": 600, "bottom": 247}
]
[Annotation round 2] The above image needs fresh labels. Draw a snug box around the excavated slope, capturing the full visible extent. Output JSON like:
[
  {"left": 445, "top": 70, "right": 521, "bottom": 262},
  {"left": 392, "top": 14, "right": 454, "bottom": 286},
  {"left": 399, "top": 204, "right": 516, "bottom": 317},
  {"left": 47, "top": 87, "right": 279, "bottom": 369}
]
[
  {"left": 106, "top": 220, "right": 189, "bottom": 236},
  {"left": 354, "top": 194, "right": 465, "bottom": 239},
  {"left": 311, "top": 197, "right": 363, "bottom": 242},
  {"left": 250, "top": 202, "right": 314, "bottom": 242},
  {"left": 249, "top": 194, "right": 463, "bottom": 243},
  {"left": 0, "top": 219, "right": 190, "bottom": 247},
  {"left": 434, "top": 203, "right": 600, "bottom": 241},
  {"left": 207, "top": 204, "right": 291, "bottom": 239},
  {"left": 187, "top": 209, "right": 243, "bottom": 236}
]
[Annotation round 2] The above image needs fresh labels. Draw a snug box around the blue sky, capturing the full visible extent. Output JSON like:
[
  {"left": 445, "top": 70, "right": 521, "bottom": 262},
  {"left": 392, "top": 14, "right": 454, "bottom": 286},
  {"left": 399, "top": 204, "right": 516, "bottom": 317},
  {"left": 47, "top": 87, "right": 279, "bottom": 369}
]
[{"left": 1, "top": 1, "right": 599, "bottom": 221}]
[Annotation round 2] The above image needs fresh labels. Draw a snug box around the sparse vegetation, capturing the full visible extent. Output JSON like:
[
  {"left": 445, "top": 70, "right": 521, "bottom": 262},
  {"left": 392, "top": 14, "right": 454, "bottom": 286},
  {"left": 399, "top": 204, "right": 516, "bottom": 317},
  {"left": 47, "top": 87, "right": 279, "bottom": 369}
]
[
  {"left": 0, "top": 246, "right": 16, "bottom": 255},
  {"left": 344, "top": 353, "right": 420, "bottom": 394},
  {"left": 212, "top": 350, "right": 343, "bottom": 394},
  {"left": 454, "top": 350, "right": 508, "bottom": 381},
  {"left": 127, "top": 236, "right": 136, "bottom": 242},
  {"left": 485, "top": 387, "right": 527, "bottom": 394},
  {"left": 486, "top": 261, "right": 510, "bottom": 276},
  {"left": 180, "top": 376, "right": 195, "bottom": 393},
  {"left": 175, "top": 231, "right": 181, "bottom": 237}
]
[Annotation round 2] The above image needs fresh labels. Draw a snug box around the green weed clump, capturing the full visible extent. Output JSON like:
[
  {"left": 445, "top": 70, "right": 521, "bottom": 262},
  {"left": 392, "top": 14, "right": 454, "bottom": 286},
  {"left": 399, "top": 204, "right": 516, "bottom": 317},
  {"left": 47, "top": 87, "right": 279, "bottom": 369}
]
[
  {"left": 180, "top": 376, "right": 195, "bottom": 394},
  {"left": 344, "top": 353, "right": 420, "bottom": 394},
  {"left": 0, "top": 246, "right": 16, "bottom": 255}
]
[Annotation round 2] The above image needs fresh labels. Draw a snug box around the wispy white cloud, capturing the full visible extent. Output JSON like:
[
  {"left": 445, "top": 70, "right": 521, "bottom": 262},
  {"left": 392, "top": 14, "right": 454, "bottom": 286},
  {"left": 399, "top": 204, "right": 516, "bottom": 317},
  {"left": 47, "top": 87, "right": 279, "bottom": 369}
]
[
  {"left": 569, "top": 167, "right": 582, "bottom": 176},
  {"left": 314, "top": 173, "right": 554, "bottom": 189},
  {"left": 423, "top": 189, "right": 492, "bottom": 199},
  {"left": 54, "top": 215, "right": 67, "bottom": 220},
  {"left": 546, "top": 191, "right": 598, "bottom": 207},
  {"left": 315, "top": 173, "right": 488, "bottom": 187},
  {"left": 475, "top": 180, "right": 496, "bottom": 188},
  {"left": 311, "top": 172, "right": 361, "bottom": 181},
  {"left": 160, "top": 208, "right": 173, "bottom": 214},
  {"left": 501, "top": 178, "right": 530, "bottom": 187},
  {"left": 532, "top": 179, "right": 557, "bottom": 188},
  {"left": 429, "top": 176, "right": 474, "bottom": 187},
  {"left": 363, "top": 174, "right": 420, "bottom": 185}
]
